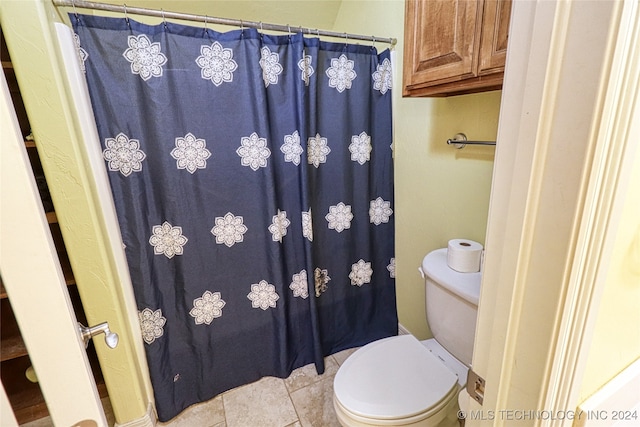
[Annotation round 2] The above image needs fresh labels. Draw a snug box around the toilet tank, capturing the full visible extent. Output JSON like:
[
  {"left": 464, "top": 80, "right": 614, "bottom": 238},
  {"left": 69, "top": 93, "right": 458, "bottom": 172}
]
[{"left": 421, "top": 248, "right": 481, "bottom": 366}]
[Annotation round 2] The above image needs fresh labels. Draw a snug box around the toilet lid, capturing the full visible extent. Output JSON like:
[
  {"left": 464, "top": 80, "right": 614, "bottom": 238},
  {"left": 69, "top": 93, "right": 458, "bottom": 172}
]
[{"left": 334, "top": 335, "right": 458, "bottom": 420}]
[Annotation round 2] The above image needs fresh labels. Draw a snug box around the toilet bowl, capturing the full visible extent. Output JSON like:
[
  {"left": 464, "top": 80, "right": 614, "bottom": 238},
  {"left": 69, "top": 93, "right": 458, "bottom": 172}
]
[
  {"left": 333, "top": 335, "right": 465, "bottom": 427},
  {"left": 332, "top": 248, "right": 482, "bottom": 427}
]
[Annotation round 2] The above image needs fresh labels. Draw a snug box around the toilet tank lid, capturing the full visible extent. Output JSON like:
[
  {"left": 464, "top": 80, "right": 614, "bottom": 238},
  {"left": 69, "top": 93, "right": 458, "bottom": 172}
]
[{"left": 422, "top": 248, "right": 481, "bottom": 306}]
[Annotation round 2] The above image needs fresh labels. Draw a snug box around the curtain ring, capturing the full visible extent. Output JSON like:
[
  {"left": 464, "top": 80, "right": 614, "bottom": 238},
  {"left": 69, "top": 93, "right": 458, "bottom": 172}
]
[{"left": 123, "top": 4, "right": 130, "bottom": 27}]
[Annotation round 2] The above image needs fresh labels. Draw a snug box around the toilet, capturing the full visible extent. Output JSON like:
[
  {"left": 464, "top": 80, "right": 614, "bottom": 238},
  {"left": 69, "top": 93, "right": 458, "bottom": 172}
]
[{"left": 333, "top": 248, "right": 482, "bottom": 427}]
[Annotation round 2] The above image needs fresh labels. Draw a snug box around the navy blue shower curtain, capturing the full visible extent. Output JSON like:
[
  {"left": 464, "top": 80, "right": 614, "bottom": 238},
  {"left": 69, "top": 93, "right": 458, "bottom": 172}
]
[{"left": 72, "top": 14, "right": 396, "bottom": 421}]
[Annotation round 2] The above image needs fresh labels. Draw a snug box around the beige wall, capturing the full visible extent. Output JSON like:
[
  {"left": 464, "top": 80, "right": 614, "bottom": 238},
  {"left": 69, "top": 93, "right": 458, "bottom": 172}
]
[{"left": 333, "top": 0, "right": 501, "bottom": 338}]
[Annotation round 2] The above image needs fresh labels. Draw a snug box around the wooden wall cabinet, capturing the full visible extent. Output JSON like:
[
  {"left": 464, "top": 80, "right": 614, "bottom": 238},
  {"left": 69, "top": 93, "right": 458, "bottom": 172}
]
[{"left": 403, "top": 0, "right": 512, "bottom": 97}]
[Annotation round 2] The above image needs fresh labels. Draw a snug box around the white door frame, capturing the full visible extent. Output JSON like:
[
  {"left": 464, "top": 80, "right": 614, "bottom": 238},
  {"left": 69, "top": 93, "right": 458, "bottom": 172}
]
[
  {"left": 468, "top": 1, "right": 640, "bottom": 425},
  {"left": 1, "top": 67, "right": 107, "bottom": 426}
]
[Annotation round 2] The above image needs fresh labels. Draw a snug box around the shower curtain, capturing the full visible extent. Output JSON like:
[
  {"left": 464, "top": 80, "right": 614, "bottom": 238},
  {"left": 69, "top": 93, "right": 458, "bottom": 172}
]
[{"left": 71, "top": 14, "right": 396, "bottom": 421}]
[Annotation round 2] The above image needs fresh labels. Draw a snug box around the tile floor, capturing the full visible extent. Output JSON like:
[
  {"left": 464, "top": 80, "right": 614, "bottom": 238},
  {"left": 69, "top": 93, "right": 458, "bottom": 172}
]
[{"left": 22, "top": 347, "right": 358, "bottom": 427}]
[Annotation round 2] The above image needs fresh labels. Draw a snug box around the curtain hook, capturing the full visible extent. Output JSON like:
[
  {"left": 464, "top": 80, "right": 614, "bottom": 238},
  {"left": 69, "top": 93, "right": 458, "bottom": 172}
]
[
  {"left": 316, "top": 29, "right": 320, "bottom": 38},
  {"left": 344, "top": 32, "right": 348, "bottom": 50},
  {"left": 371, "top": 36, "right": 376, "bottom": 50},
  {"left": 240, "top": 19, "right": 244, "bottom": 34},
  {"left": 287, "top": 24, "right": 292, "bottom": 41},
  {"left": 123, "top": 3, "right": 130, "bottom": 27},
  {"left": 71, "top": 0, "right": 79, "bottom": 20},
  {"left": 161, "top": 8, "right": 167, "bottom": 28}
]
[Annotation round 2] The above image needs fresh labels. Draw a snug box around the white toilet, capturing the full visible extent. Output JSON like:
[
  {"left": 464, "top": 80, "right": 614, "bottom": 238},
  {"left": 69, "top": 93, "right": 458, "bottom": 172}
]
[{"left": 333, "top": 248, "right": 481, "bottom": 427}]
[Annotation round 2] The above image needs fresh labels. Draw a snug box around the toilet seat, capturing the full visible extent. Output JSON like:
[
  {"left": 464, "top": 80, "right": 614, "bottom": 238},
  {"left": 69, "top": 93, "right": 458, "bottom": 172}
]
[{"left": 333, "top": 335, "right": 458, "bottom": 422}]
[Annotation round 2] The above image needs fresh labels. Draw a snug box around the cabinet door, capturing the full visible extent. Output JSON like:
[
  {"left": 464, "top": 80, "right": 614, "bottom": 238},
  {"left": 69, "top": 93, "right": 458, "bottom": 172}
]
[
  {"left": 403, "top": 0, "right": 481, "bottom": 91},
  {"left": 478, "top": 0, "right": 511, "bottom": 75}
]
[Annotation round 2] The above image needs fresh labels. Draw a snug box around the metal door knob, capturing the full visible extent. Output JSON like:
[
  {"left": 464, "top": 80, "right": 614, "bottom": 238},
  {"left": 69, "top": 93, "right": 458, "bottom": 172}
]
[{"left": 78, "top": 321, "right": 119, "bottom": 349}]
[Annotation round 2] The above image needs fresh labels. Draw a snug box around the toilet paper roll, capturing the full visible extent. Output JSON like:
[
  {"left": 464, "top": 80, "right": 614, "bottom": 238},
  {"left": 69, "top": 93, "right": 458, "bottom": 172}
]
[{"left": 447, "top": 239, "right": 483, "bottom": 273}]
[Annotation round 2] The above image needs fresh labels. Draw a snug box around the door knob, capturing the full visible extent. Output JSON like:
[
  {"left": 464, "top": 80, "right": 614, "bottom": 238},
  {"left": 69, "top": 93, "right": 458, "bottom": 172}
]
[{"left": 78, "top": 321, "right": 119, "bottom": 349}]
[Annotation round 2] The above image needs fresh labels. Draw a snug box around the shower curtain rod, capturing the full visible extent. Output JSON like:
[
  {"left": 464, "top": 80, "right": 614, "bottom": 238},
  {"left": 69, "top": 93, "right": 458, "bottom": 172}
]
[{"left": 53, "top": 0, "right": 397, "bottom": 47}]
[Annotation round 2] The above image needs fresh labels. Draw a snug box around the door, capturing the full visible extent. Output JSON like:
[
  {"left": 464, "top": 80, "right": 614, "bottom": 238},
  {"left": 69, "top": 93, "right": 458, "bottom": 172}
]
[
  {"left": 467, "top": 1, "right": 639, "bottom": 424},
  {"left": 0, "top": 67, "right": 107, "bottom": 426}
]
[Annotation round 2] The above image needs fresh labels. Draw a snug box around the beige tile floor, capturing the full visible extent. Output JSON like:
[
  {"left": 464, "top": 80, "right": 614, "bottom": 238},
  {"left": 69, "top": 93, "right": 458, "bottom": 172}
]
[{"left": 21, "top": 347, "right": 358, "bottom": 427}]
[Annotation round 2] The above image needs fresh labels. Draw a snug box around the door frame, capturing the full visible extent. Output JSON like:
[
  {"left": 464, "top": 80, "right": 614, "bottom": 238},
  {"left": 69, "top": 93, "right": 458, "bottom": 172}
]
[
  {"left": 1, "top": 66, "right": 106, "bottom": 427},
  {"left": 469, "top": 0, "right": 640, "bottom": 425}
]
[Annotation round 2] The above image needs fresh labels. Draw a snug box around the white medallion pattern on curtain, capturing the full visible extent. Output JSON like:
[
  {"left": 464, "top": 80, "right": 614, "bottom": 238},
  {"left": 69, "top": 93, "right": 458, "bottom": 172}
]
[
  {"left": 326, "top": 202, "right": 353, "bottom": 233},
  {"left": 307, "top": 133, "right": 331, "bottom": 167},
  {"left": 237, "top": 132, "right": 271, "bottom": 170},
  {"left": 196, "top": 41, "right": 238, "bottom": 86},
  {"left": 211, "top": 212, "right": 248, "bottom": 247},
  {"left": 326, "top": 54, "right": 357, "bottom": 93},
  {"left": 139, "top": 308, "right": 167, "bottom": 344},
  {"left": 373, "top": 58, "right": 392, "bottom": 95},
  {"left": 349, "top": 131, "right": 372, "bottom": 165},
  {"left": 149, "top": 222, "right": 189, "bottom": 259},
  {"left": 189, "top": 291, "right": 226, "bottom": 325},
  {"left": 369, "top": 197, "right": 393, "bottom": 225},
  {"left": 259, "top": 46, "right": 283, "bottom": 87},
  {"left": 171, "top": 133, "right": 211, "bottom": 174},
  {"left": 314, "top": 268, "right": 331, "bottom": 297},
  {"left": 269, "top": 210, "right": 291, "bottom": 243},
  {"left": 123, "top": 34, "right": 167, "bottom": 81},
  {"left": 387, "top": 258, "right": 396, "bottom": 279},
  {"left": 73, "top": 33, "right": 88, "bottom": 73},
  {"left": 302, "top": 209, "right": 313, "bottom": 242},
  {"left": 349, "top": 259, "right": 373, "bottom": 287},
  {"left": 298, "top": 54, "right": 314, "bottom": 86},
  {"left": 281, "top": 131, "right": 304, "bottom": 165},
  {"left": 103, "top": 133, "right": 147, "bottom": 176},
  {"left": 247, "top": 280, "right": 280, "bottom": 310},
  {"left": 290, "top": 269, "right": 309, "bottom": 299}
]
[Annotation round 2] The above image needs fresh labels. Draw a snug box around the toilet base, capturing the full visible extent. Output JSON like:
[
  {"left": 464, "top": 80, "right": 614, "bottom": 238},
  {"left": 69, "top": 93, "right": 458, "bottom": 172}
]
[{"left": 333, "top": 385, "right": 461, "bottom": 427}]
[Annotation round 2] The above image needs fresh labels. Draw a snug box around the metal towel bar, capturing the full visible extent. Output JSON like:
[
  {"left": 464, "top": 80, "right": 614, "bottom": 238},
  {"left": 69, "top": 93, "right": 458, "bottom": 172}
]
[{"left": 447, "top": 133, "right": 496, "bottom": 149}]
